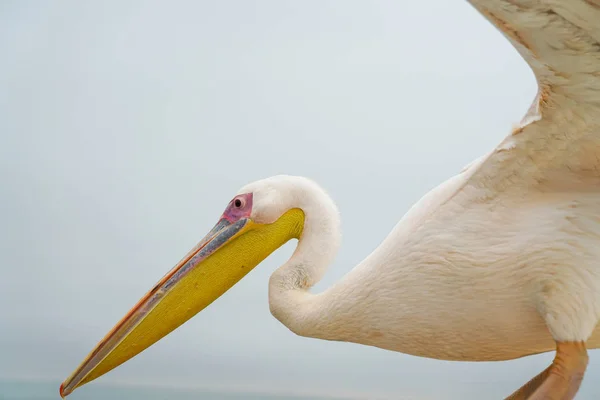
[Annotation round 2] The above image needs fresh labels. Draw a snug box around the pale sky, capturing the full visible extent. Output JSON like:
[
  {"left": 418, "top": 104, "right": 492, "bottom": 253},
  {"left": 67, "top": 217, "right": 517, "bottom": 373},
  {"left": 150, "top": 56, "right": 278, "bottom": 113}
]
[{"left": 1, "top": 1, "right": 598, "bottom": 399}]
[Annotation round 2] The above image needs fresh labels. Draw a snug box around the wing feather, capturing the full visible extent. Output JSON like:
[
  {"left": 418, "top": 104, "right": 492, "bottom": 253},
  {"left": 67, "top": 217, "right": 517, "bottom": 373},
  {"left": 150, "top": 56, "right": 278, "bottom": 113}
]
[{"left": 455, "top": 0, "right": 600, "bottom": 200}]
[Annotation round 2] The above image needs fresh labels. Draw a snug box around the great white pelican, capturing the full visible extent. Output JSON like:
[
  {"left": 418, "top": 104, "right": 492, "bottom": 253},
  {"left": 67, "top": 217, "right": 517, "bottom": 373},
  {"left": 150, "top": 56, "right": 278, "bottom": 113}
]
[{"left": 61, "top": 0, "right": 600, "bottom": 399}]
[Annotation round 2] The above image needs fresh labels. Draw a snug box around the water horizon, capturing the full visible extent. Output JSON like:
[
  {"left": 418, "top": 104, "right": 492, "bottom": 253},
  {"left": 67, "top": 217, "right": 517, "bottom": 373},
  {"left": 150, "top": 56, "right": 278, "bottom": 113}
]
[{"left": 0, "top": 378, "right": 385, "bottom": 400}]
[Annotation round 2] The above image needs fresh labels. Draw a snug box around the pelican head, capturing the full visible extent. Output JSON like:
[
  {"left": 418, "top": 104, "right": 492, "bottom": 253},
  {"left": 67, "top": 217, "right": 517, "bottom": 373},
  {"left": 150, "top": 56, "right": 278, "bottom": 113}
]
[{"left": 59, "top": 175, "right": 340, "bottom": 398}]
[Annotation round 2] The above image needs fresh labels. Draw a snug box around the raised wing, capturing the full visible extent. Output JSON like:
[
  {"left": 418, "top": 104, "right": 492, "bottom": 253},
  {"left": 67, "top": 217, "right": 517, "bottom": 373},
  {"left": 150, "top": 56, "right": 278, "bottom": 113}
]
[{"left": 456, "top": 0, "right": 600, "bottom": 198}]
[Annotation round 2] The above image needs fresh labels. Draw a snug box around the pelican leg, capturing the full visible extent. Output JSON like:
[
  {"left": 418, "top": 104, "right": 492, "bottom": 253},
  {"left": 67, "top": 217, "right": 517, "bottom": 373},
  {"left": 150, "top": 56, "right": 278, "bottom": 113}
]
[
  {"left": 529, "top": 341, "right": 588, "bottom": 400},
  {"left": 506, "top": 342, "right": 588, "bottom": 400},
  {"left": 504, "top": 365, "right": 551, "bottom": 400}
]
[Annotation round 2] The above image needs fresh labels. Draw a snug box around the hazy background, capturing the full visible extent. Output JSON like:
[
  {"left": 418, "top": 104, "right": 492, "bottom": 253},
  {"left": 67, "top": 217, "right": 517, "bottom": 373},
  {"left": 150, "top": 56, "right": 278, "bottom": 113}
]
[{"left": 1, "top": 1, "right": 598, "bottom": 399}]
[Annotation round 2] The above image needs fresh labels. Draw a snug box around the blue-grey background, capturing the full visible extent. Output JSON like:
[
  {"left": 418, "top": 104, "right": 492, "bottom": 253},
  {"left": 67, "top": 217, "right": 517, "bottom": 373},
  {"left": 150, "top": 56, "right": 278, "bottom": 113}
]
[{"left": 1, "top": 1, "right": 597, "bottom": 399}]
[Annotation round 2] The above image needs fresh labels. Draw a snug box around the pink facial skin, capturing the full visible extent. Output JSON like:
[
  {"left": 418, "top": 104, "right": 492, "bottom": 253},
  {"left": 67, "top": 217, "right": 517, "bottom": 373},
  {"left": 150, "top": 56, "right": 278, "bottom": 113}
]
[{"left": 221, "top": 193, "right": 253, "bottom": 222}]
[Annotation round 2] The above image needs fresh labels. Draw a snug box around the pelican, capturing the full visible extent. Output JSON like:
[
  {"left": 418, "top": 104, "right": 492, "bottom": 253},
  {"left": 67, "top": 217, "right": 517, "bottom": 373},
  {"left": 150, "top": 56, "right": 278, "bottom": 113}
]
[{"left": 60, "top": 1, "right": 600, "bottom": 399}]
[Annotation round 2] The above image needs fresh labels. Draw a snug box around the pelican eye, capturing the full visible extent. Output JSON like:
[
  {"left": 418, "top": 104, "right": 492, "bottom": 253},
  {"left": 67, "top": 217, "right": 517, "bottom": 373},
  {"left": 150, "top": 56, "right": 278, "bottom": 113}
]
[{"left": 234, "top": 198, "right": 243, "bottom": 208}]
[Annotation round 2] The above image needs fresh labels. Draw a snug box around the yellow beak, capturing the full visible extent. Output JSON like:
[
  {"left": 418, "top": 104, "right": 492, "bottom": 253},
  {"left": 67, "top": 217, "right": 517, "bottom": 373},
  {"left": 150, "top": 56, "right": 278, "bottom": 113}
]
[{"left": 60, "top": 208, "right": 304, "bottom": 398}]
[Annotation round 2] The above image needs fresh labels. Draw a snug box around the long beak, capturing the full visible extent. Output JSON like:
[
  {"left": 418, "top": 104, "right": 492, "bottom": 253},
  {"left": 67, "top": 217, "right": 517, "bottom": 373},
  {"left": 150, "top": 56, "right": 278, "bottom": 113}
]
[{"left": 60, "top": 208, "right": 305, "bottom": 398}]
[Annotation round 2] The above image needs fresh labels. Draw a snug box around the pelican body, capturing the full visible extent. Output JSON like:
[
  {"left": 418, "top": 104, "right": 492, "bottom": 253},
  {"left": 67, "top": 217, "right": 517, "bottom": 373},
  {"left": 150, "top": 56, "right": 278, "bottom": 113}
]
[{"left": 61, "top": 1, "right": 600, "bottom": 399}]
